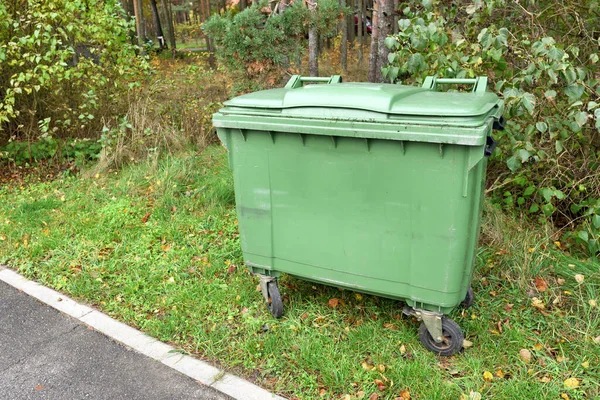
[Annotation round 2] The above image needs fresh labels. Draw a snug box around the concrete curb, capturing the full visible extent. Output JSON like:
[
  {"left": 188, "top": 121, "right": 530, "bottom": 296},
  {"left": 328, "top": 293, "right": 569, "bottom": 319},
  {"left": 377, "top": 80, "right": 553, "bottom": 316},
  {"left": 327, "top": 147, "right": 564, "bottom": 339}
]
[{"left": 0, "top": 267, "right": 285, "bottom": 400}]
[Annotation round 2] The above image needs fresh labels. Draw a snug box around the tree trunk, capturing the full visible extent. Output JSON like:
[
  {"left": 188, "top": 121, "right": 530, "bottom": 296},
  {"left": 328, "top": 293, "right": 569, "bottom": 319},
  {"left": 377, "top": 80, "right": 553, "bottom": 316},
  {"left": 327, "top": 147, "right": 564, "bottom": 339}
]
[
  {"left": 160, "top": 0, "right": 176, "bottom": 55},
  {"left": 376, "top": 0, "right": 393, "bottom": 82},
  {"left": 308, "top": 0, "right": 319, "bottom": 76},
  {"left": 357, "top": 0, "right": 363, "bottom": 63},
  {"left": 240, "top": 0, "right": 247, "bottom": 11},
  {"left": 347, "top": 0, "right": 355, "bottom": 45},
  {"left": 149, "top": 0, "right": 166, "bottom": 49},
  {"left": 339, "top": 0, "right": 348, "bottom": 73},
  {"left": 367, "top": 0, "right": 379, "bottom": 82},
  {"left": 393, "top": 0, "right": 398, "bottom": 34},
  {"left": 133, "top": 0, "right": 145, "bottom": 50}
]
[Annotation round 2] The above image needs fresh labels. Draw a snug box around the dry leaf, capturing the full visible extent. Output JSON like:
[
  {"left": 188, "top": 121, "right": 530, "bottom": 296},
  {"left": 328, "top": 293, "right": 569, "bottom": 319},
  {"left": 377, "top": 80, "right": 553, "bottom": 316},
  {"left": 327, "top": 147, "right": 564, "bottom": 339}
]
[
  {"left": 374, "top": 379, "right": 386, "bottom": 391},
  {"left": 469, "top": 391, "right": 482, "bottom": 400},
  {"left": 319, "top": 388, "right": 326, "bottom": 397},
  {"left": 483, "top": 371, "right": 493, "bottom": 382},
  {"left": 341, "top": 395, "right": 351, "bottom": 400},
  {"left": 540, "top": 376, "right": 551, "bottom": 383},
  {"left": 557, "top": 278, "right": 566, "bottom": 285},
  {"left": 398, "top": 388, "right": 411, "bottom": 399},
  {"left": 589, "top": 299, "right": 597, "bottom": 308},
  {"left": 504, "top": 303, "right": 514, "bottom": 312},
  {"left": 581, "top": 361, "right": 589, "bottom": 369},
  {"left": 533, "top": 343, "right": 543, "bottom": 351},
  {"left": 560, "top": 393, "right": 570, "bottom": 400},
  {"left": 463, "top": 339, "right": 473, "bottom": 348},
  {"left": 399, "top": 344, "right": 407, "bottom": 355},
  {"left": 594, "top": 336, "right": 600, "bottom": 344},
  {"left": 383, "top": 323, "right": 398, "bottom": 330},
  {"left": 535, "top": 277, "right": 548, "bottom": 292},
  {"left": 563, "top": 377, "right": 580, "bottom": 389},
  {"left": 556, "top": 355, "right": 568, "bottom": 363},
  {"left": 531, "top": 297, "right": 545, "bottom": 310},
  {"left": 141, "top": 212, "right": 151, "bottom": 223},
  {"left": 227, "top": 264, "right": 236, "bottom": 274},
  {"left": 495, "top": 369, "right": 505, "bottom": 378},
  {"left": 369, "top": 393, "right": 379, "bottom": 400},
  {"left": 519, "top": 349, "right": 532, "bottom": 363},
  {"left": 378, "top": 364, "right": 386, "bottom": 373},
  {"left": 575, "top": 274, "right": 585, "bottom": 283},
  {"left": 362, "top": 361, "right": 375, "bottom": 371},
  {"left": 328, "top": 298, "right": 340, "bottom": 308},
  {"left": 356, "top": 391, "right": 365, "bottom": 398}
]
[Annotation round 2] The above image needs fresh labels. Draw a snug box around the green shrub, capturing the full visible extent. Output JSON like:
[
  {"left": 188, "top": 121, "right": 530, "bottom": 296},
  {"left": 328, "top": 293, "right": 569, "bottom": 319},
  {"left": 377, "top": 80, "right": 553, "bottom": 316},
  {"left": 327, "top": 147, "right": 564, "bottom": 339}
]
[
  {"left": 0, "top": 0, "right": 150, "bottom": 142},
  {"left": 383, "top": 0, "right": 600, "bottom": 255}
]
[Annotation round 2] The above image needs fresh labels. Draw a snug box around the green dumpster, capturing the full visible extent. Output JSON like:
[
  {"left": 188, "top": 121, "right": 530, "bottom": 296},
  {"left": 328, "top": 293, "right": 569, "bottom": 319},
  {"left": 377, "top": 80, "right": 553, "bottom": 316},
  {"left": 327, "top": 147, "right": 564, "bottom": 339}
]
[{"left": 213, "top": 75, "right": 505, "bottom": 355}]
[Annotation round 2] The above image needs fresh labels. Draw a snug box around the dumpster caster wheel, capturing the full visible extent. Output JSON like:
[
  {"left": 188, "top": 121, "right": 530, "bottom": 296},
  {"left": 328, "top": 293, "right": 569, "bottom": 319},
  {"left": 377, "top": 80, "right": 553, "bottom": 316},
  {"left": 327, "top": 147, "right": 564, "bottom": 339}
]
[
  {"left": 461, "top": 286, "right": 474, "bottom": 309},
  {"left": 418, "top": 317, "right": 464, "bottom": 356},
  {"left": 266, "top": 281, "right": 283, "bottom": 319}
]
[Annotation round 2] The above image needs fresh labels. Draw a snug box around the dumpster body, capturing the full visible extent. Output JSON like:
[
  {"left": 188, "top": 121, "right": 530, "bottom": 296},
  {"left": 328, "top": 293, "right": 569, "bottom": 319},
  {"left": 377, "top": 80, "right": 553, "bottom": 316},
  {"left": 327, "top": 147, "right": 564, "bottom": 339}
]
[{"left": 213, "top": 76, "right": 504, "bottom": 355}]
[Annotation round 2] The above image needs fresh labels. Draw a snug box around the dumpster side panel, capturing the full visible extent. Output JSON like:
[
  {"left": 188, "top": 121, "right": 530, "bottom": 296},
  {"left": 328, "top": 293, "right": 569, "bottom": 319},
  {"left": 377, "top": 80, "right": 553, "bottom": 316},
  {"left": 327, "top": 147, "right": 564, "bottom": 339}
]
[{"left": 225, "top": 127, "right": 489, "bottom": 311}]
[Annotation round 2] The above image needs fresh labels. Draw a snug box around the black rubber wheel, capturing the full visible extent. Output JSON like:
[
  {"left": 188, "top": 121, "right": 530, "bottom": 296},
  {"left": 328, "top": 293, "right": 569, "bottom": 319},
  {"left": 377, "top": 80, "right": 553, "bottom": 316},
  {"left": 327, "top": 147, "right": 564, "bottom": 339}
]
[
  {"left": 461, "top": 286, "right": 474, "bottom": 309},
  {"left": 418, "top": 317, "right": 464, "bottom": 356},
  {"left": 266, "top": 281, "right": 283, "bottom": 319}
]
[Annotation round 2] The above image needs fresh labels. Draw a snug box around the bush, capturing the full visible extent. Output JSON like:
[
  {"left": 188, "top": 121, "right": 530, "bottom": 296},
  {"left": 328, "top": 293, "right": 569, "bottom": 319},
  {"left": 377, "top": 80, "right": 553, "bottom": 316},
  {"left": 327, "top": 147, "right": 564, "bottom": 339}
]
[
  {"left": 383, "top": 0, "right": 600, "bottom": 255},
  {"left": 0, "top": 0, "right": 150, "bottom": 142},
  {"left": 202, "top": 0, "right": 347, "bottom": 82}
]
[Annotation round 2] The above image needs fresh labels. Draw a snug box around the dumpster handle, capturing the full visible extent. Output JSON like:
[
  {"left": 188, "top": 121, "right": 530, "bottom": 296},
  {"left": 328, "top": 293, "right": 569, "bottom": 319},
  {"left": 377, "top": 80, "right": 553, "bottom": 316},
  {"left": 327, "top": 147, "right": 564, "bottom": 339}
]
[
  {"left": 484, "top": 135, "right": 496, "bottom": 157},
  {"left": 285, "top": 75, "right": 343, "bottom": 89},
  {"left": 422, "top": 76, "right": 488, "bottom": 94}
]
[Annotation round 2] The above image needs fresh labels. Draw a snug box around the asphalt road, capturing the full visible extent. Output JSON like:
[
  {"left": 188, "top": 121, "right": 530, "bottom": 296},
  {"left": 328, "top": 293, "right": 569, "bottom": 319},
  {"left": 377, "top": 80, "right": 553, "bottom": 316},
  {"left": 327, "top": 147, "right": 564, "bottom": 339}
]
[{"left": 0, "top": 280, "right": 231, "bottom": 400}]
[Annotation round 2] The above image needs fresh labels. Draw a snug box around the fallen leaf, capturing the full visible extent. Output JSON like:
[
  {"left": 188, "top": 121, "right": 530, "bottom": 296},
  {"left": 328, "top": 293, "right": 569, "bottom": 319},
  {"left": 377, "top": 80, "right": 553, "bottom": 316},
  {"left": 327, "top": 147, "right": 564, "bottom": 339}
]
[
  {"left": 563, "top": 377, "right": 579, "bottom": 389},
  {"left": 519, "top": 349, "right": 532, "bottom": 363},
  {"left": 495, "top": 369, "right": 505, "bottom": 378},
  {"left": 531, "top": 297, "right": 545, "bottom": 310},
  {"left": 469, "top": 391, "right": 482, "bottom": 400},
  {"left": 141, "top": 212, "right": 151, "bottom": 223},
  {"left": 589, "top": 299, "right": 597, "bottom": 308},
  {"left": 483, "top": 371, "right": 493, "bottom": 382},
  {"left": 374, "top": 379, "right": 386, "bottom": 391},
  {"left": 341, "top": 395, "right": 351, "bottom": 400},
  {"left": 594, "top": 336, "right": 600, "bottom": 344},
  {"left": 383, "top": 323, "right": 398, "bottom": 330},
  {"left": 328, "top": 298, "right": 340, "bottom": 308},
  {"left": 560, "top": 393, "right": 570, "bottom": 400},
  {"left": 356, "top": 391, "right": 365, "bottom": 398},
  {"left": 362, "top": 361, "right": 375, "bottom": 371},
  {"left": 463, "top": 339, "right": 473, "bottom": 348},
  {"left": 398, "top": 388, "right": 411, "bottom": 399},
  {"left": 557, "top": 278, "right": 566, "bottom": 285},
  {"left": 319, "top": 388, "right": 326, "bottom": 397},
  {"left": 504, "top": 303, "right": 514, "bottom": 312},
  {"left": 556, "top": 355, "right": 568, "bottom": 363},
  {"left": 581, "top": 361, "right": 589, "bottom": 369},
  {"left": 575, "top": 274, "right": 585, "bottom": 283},
  {"left": 355, "top": 293, "right": 363, "bottom": 301},
  {"left": 533, "top": 343, "right": 543, "bottom": 351},
  {"left": 227, "top": 264, "right": 236, "bottom": 274},
  {"left": 399, "top": 344, "right": 407, "bottom": 355},
  {"left": 540, "top": 376, "right": 551, "bottom": 383},
  {"left": 378, "top": 364, "right": 386, "bottom": 372},
  {"left": 369, "top": 393, "right": 379, "bottom": 400},
  {"left": 535, "top": 277, "right": 548, "bottom": 292}
]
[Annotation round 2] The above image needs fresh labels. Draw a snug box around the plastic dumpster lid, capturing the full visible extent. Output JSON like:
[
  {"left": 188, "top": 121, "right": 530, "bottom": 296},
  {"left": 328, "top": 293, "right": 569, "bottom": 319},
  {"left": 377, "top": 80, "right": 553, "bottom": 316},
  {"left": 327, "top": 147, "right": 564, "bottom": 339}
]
[{"left": 223, "top": 75, "right": 501, "bottom": 118}]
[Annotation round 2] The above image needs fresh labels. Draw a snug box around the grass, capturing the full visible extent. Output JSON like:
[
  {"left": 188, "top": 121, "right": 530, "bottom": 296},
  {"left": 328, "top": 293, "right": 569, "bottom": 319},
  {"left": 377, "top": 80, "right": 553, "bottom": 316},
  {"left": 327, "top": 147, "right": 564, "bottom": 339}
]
[{"left": 0, "top": 145, "right": 599, "bottom": 400}]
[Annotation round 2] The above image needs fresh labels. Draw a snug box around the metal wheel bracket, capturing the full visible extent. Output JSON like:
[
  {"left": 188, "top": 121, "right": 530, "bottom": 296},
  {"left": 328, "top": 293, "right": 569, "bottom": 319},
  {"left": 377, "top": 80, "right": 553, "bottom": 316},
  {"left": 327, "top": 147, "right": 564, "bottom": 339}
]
[
  {"left": 404, "top": 306, "right": 444, "bottom": 343},
  {"left": 259, "top": 275, "right": 277, "bottom": 303}
]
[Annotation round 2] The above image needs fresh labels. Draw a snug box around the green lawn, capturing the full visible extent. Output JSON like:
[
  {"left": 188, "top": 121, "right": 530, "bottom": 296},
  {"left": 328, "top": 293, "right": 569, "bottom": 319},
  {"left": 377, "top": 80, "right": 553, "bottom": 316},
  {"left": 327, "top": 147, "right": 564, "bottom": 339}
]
[{"left": 0, "top": 146, "right": 598, "bottom": 399}]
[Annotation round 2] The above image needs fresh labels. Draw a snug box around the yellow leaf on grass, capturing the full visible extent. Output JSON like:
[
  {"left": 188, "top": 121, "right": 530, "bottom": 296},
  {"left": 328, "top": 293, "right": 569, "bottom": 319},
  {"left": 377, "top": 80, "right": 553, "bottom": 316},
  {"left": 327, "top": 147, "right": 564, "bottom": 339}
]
[
  {"left": 531, "top": 297, "right": 545, "bottom": 310},
  {"left": 398, "top": 388, "right": 411, "bottom": 399},
  {"left": 563, "top": 377, "right": 580, "bottom": 389},
  {"left": 560, "top": 393, "right": 570, "bottom": 400},
  {"left": 581, "top": 361, "right": 589, "bottom": 369},
  {"left": 575, "top": 274, "right": 585, "bottom": 283},
  {"left": 495, "top": 369, "right": 505, "bottom": 378},
  {"left": 483, "top": 371, "right": 493, "bottom": 382}
]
